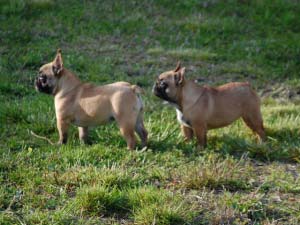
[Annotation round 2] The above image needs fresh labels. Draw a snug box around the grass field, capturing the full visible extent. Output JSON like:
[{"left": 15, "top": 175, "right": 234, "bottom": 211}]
[{"left": 1, "top": 0, "right": 300, "bottom": 224}]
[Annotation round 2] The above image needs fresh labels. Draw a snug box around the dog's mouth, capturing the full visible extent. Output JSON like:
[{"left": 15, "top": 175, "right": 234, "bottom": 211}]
[
  {"left": 35, "top": 75, "right": 53, "bottom": 95},
  {"left": 153, "top": 82, "right": 176, "bottom": 104}
]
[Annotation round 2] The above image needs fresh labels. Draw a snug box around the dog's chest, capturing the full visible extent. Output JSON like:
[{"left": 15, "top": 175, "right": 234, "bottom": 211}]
[{"left": 176, "top": 109, "right": 192, "bottom": 128}]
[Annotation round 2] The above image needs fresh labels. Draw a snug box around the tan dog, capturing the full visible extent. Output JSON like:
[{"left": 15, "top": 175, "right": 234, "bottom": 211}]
[
  {"left": 35, "top": 49, "right": 147, "bottom": 149},
  {"left": 153, "top": 62, "right": 266, "bottom": 148}
]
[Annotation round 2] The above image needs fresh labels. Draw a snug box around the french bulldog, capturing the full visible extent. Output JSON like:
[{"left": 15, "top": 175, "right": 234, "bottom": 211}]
[
  {"left": 153, "top": 62, "right": 266, "bottom": 148},
  {"left": 35, "top": 49, "right": 148, "bottom": 149}
]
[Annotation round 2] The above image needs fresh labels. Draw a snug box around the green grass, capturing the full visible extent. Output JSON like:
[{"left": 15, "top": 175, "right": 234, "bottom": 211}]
[{"left": 1, "top": 0, "right": 300, "bottom": 224}]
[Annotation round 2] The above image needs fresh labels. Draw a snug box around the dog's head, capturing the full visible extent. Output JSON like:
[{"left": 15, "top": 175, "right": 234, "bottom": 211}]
[
  {"left": 35, "top": 49, "right": 64, "bottom": 95},
  {"left": 153, "top": 62, "right": 186, "bottom": 104}
]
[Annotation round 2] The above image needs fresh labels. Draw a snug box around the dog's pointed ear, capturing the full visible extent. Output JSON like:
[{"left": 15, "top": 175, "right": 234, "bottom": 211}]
[
  {"left": 174, "top": 61, "right": 181, "bottom": 72},
  {"left": 174, "top": 67, "right": 185, "bottom": 85},
  {"left": 52, "top": 49, "right": 63, "bottom": 75}
]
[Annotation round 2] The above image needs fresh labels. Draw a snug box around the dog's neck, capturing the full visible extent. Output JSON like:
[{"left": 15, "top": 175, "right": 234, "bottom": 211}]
[
  {"left": 173, "top": 85, "right": 184, "bottom": 111},
  {"left": 165, "top": 82, "right": 185, "bottom": 111},
  {"left": 54, "top": 69, "right": 82, "bottom": 98},
  {"left": 175, "top": 80, "right": 205, "bottom": 112}
]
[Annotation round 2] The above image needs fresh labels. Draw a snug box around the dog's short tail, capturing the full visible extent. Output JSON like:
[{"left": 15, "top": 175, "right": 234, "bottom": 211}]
[{"left": 131, "top": 85, "right": 144, "bottom": 94}]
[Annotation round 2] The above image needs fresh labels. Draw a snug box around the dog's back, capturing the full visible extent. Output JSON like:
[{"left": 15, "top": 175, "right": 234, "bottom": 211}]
[
  {"left": 203, "top": 82, "right": 261, "bottom": 129},
  {"left": 213, "top": 82, "right": 259, "bottom": 105}
]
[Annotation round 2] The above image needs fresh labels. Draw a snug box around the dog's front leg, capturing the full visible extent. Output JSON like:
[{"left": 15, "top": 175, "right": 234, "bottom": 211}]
[
  {"left": 181, "top": 125, "right": 194, "bottom": 142},
  {"left": 57, "top": 119, "right": 70, "bottom": 145},
  {"left": 194, "top": 124, "right": 207, "bottom": 149}
]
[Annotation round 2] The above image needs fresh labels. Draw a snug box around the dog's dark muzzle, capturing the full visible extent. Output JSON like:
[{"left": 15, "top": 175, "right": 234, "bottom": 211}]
[
  {"left": 153, "top": 81, "right": 175, "bottom": 103},
  {"left": 35, "top": 75, "right": 53, "bottom": 94},
  {"left": 153, "top": 81, "right": 165, "bottom": 97}
]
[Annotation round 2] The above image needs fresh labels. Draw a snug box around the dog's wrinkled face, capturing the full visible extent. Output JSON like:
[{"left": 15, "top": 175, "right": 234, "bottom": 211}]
[
  {"left": 153, "top": 62, "right": 185, "bottom": 104},
  {"left": 35, "top": 63, "right": 58, "bottom": 94},
  {"left": 35, "top": 49, "right": 63, "bottom": 95}
]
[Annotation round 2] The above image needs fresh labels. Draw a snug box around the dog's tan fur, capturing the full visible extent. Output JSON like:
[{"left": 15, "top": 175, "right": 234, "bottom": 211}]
[
  {"left": 35, "top": 50, "right": 147, "bottom": 149},
  {"left": 153, "top": 62, "right": 266, "bottom": 148}
]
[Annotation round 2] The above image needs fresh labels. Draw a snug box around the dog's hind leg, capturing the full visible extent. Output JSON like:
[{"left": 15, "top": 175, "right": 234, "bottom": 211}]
[
  {"left": 119, "top": 125, "right": 136, "bottom": 150},
  {"left": 116, "top": 113, "right": 137, "bottom": 150},
  {"left": 242, "top": 109, "right": 266, "bottom": 142}
]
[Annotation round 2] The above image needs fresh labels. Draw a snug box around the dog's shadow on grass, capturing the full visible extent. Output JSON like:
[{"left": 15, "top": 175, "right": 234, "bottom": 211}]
[
  {"left": 144, "top": 126, "right": 300, "bottom": 162},
  {"left": 266, "top": 127, "right": 300, "bottom": 144},
  {"left": 207, "top": 127, "right": 300, "bottom": 162},
  {"left": 43, "top": 125, "right": 299, "bottom": 163},
  {"left": 147, "top": 139, "right": 189, "bottom": 152},
  {"left": 147, "top": 136, "right": 205, "bottom": 157}
]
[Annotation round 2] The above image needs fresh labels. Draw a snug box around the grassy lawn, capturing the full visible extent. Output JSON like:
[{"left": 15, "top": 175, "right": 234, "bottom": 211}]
[{"left": 1, "top": 0, "right": 300, "bottom": 224}]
